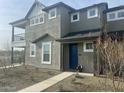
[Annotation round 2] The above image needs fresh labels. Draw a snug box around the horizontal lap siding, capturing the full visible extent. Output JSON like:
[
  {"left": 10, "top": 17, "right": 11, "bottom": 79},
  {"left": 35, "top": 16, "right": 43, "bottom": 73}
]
[{"left": 78, "top": 43, "right": 94, "bottom": 73}]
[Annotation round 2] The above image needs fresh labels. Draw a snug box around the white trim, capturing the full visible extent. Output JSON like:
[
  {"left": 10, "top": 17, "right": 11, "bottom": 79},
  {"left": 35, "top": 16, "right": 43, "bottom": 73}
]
[
  {"left": 83, "top": 42, "right": 94, "bottom": 52},
  {"left": 30, "top": 43, "right": 36, "bottom": 57},
  {"left": 48, "top": 8, "right": 57, "bottom": 20},
  {"left": 87, "top": 7, "right": 98, "bottom": 19},
  {"left": 41, "top": 42, "right": 52, "bottom": 64},
  {"left": 107, "top": 9, "right": 124, "bottom": 21},
  {"left": 30, "top": 14, "right": 45, "bottom": 26},
  {"left": 71, "top": 12, "right": 80, "bottom": 22}
]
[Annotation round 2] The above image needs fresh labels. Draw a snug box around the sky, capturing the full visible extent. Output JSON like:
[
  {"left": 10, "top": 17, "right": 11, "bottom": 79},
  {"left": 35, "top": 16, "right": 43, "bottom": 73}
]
[{"left": 0, "top": 0, "right": 124, "bottom": 50}]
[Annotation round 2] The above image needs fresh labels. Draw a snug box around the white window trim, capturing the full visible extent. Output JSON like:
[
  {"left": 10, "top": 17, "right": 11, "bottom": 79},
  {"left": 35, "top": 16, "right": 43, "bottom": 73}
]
[
  {"left": 38, "top": 14, "right": 45, "bottom": 24},
  {"left": 71, "top": 12, "right": 80, "bottom": 23},
  {"left": 83, "top": 42, "right": 94, "bottom": 52},
  {"left": 49, "top": 8, "right": 57, "bottom": 20},
  {"left": 41, "top": 42, "right": 52, "bottom": 64},
  {"left": 30, "top": 43, "right": 36, "bottom": 57},
  {"left": 107, "top": 9, "right": 124, "bottom": 21},
  {"left": 107, "top": 12, "right": 116, "bottom": 21},
  {"left": 87, "top": 7, "right": 98, "bottom": 19},
  {"left": 117, "top": 10, "right": 124, "bottom": 19},
  {"left": 30, "top": 14, "right": 45, "bottom": 26}
]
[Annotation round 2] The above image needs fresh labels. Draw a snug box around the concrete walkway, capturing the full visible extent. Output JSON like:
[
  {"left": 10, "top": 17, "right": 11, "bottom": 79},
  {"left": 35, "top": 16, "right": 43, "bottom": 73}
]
[{"left": 18, "top": 72, "right": 74, "bottom": 92}]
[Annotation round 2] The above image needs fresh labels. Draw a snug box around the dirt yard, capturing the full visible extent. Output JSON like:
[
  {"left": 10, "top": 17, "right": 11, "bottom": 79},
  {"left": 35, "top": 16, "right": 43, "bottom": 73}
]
[
  {"left": 0, "top": 65, "right": 60, "bottom": 92},
  {"left": 44, "top": 74, "right": 124, "bottom": 92}
]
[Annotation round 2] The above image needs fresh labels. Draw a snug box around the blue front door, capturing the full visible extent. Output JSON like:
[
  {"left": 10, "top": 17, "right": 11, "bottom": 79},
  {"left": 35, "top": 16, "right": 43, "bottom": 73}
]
[{"left": 69, "top": 44, "right": 78, "bottom": 70}]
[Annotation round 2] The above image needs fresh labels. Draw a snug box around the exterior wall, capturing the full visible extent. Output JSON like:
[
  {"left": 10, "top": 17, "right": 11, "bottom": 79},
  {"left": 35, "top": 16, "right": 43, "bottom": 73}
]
[
  {"left": 70, "top": 5, "right": 107, "bottom": 32},
  {"left": 25, "top": 36, "right": 61, "bottom": 70},
  {"left": 63, "top": 41, "right": 94, "bottom": 73},
  {"left": 78, "top": 42, "right": 94, "bottom": 73},
  {"left": 25, "top": 7, "right": 61, "bottom": 70},
  {"left": 63, "top": 44, "right": 69, "bottom": 70},
  {"left": 60, "top": 7, "right": 71, "bottom": 37},
  {"left": 107, "top": 20, "right": 124, "bottom": 31}
]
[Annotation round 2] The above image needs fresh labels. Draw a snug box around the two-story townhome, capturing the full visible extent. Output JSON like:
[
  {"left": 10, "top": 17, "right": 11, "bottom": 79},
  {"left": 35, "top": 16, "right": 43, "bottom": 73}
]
[{"left": 10, "top": 0, "right": 124, "bottom": 74}]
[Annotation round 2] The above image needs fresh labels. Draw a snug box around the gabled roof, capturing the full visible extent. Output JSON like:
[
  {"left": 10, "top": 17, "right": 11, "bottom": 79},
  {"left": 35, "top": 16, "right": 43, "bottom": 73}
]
[
  {"left": 104, "top": 5, "right": 124, "bottom": 13},
  {"left": 25, "top": 0, "right": 46, "bottom": 18},
  {"left": 42, "top": 2, "right": 75, "bottom": 11},
  {"left": 32, "top": 33, "right": 55, "bottom": 43}
]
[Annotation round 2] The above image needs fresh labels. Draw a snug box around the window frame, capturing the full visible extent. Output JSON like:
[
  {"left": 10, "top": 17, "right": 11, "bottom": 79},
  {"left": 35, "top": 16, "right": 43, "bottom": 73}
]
[
  {"left": 107, "top": 9, "right": 124, "bottom": 21},
  {"left": 107, "top": 12, "right": 117, "bottom": 21},
  {"left": 87, "top": 7, "right": 98, "bottom": 19},
  {"left": 83, "top": 42, "right": 94, "bottom": 52},
  {"left": 41, "top": 42, "right": 52, "bottom": 64},
  {"left": 117, "top": 10, "right": 124, "bottom": 19},
  {"left": 30, "top": 14, "right": 44, "bottom": 26},
  {"left": 30, "top": 43, "right": 36, "bottom": 57},
  {"left": 48, "top": 8, "right": 57, "bottom": 20},
  {"left": 71, "top": 12, "right": 80, "bottom": 22}
]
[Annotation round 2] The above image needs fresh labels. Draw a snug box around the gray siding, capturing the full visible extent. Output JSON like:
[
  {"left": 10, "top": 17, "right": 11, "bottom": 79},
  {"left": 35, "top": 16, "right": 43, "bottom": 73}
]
[
  {"left": 25, "top": 8, "right": 61, "bottom": 70},
  {"left": 78, "top": 43, "right": 94, "bottom": 73},
  {"left": 107, "top": 20, "right": 124, "bottom": 31},
  {"left": 60, "top": 7, "right": 71, "bottom": 37},
  {"left": 70, "top": 5, "right": 107, "bottom": 32},
  {"left": 63, "top": 44, "right": 69, "bottom": 70}
]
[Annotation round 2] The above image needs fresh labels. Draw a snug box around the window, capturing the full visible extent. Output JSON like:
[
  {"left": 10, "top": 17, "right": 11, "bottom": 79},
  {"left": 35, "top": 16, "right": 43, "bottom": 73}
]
[
  {"left": 30, "top": 14, "right": 44, "bottom": 26},
  {"left": 49, "top": 8, "right": 57, "bottom": 19},
  {"left": 30, "top": 44, "right": 36, "bottom": 57},
  {"left": 42, "top": 42, "right": 51, "bottom": 64},
  {"left": 39, "top": 14, "right": 44, "bottom": 23},
  {"left": 83, "top": 42, "right": 94, "bottom": 52},
  {"left": 87, "top": 8, "right": 98, "bottom": 19},
  {"left": 118, "top": 11, "right": 124, "bottom": 18},
  {"left": 108, "top": 13, "right": 116, "bottom": 19},
  {"left": 107, "top": 9, "right": 124, "bottom": 21},
  {"left": 71, "top": 12, "right": 79, "bottom": 22},
  {"left": 30, "top": 19, "right": 35, "bottom": 26}
]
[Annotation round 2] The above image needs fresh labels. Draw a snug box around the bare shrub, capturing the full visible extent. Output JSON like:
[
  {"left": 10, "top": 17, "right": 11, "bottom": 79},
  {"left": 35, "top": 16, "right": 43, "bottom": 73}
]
[{"left": 96, "top": 34, "right": 124, "bottom": 91}]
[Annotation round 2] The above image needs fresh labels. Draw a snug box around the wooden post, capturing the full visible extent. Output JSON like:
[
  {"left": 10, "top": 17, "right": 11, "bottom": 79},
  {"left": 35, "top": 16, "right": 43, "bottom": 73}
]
[{"left": 11, "top": 26, "right": 14, "bottom": 64}]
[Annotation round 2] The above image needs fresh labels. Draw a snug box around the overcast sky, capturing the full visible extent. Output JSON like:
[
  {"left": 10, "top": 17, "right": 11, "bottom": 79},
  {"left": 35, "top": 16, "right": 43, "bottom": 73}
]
[{"left": 0, "top": 0, "right": 124, "bottom": 50}]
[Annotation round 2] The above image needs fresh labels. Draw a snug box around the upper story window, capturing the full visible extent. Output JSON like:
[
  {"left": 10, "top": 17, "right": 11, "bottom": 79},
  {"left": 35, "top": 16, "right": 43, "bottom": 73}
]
[
  {"left": 30, "top": 14, "right": 44, "bottom": 26},
  {"left": 87, "top": 7, "right": 98, "bottom": 19},
  {"left": 49, "top": 8, "right": 57, "bottom": 19},
  {"left": 118, "top": 11, "right": 124, "bottom": 18},
  {"left": 108, "top": 13, "right": 116, "bottom": 20},
  {"left": 107, "top": 9, "right": 124, "bottom": 21},
  {"left": 83, "top": 42, "right": 94, "bottom": 52},
  {"left": 30, "top": 43, "right": 36, "bottom": 57},
  {"left": 71, "top": 12, "right": 79, "bottom": 22}
]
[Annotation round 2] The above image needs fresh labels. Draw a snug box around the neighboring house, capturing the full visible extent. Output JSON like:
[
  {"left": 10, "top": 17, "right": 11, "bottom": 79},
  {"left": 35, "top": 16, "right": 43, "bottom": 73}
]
[{"left": 9, "top": 0, "right": 124, "bottom": 74}]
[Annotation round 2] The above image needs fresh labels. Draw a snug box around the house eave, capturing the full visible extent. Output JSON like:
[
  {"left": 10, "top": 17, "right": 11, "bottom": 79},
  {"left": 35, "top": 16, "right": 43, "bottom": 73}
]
[{"left": 9, "top": 18, "right": 27, "bottom": 29}]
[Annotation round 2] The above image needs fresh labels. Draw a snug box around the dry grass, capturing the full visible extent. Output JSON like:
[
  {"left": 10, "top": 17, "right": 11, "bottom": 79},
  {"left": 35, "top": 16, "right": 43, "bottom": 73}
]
[
  {"left": 44, "top": 74, "right": 124, "bottom": 92},
  {"left": 0, "top": 65, "right": 60, "bottom": 92}
]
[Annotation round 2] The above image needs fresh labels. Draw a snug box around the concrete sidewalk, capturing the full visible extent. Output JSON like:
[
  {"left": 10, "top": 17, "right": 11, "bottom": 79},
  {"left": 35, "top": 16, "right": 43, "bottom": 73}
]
[{"left": 18, "top": 72, "right": 74, "bottom": 92}]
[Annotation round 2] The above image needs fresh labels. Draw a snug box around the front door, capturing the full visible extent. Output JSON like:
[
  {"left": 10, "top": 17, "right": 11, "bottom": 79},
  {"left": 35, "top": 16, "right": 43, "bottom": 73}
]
[{"left": 69, "top": 44, "right": 78, "bottom": 70}]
